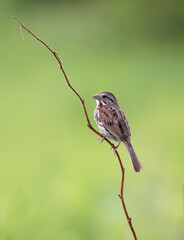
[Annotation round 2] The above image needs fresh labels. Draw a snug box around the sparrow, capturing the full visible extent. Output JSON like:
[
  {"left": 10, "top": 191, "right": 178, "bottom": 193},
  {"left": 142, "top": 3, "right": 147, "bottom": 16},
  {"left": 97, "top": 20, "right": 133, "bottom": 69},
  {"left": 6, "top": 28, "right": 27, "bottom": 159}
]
[{"left": 93, "top": 91, "right": 141, "bottom": 172}]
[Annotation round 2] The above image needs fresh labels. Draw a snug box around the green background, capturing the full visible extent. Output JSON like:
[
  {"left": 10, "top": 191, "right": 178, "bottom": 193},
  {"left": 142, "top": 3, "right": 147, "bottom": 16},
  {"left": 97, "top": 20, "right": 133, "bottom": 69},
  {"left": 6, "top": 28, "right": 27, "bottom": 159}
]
[{"left": 0, "top": 0, "right": 184, "bottom": 239}]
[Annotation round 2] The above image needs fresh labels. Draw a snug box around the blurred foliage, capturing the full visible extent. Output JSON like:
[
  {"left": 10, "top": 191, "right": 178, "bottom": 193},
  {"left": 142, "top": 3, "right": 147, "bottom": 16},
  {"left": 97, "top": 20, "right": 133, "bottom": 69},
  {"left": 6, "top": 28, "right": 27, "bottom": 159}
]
[
  {"left": 10, "top": 0, "right": 184, "bottom": 39},
  {"left": 0, "top": 0, "right": 184, "bottom": 239}
]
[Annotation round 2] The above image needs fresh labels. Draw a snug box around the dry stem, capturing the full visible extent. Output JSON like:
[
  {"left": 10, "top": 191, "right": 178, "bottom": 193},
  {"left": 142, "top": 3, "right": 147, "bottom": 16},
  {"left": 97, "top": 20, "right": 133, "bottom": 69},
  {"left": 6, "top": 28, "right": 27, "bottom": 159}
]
[{"left": 12, "top": 16, "right": 138, "bottom": 240}]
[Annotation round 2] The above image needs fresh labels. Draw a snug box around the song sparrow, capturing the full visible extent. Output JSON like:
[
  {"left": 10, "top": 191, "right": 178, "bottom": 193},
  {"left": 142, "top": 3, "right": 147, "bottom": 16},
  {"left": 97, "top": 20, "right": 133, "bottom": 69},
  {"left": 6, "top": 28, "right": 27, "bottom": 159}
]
[{"left": 93, "top": 91, "right": 141, "bottom": 172}]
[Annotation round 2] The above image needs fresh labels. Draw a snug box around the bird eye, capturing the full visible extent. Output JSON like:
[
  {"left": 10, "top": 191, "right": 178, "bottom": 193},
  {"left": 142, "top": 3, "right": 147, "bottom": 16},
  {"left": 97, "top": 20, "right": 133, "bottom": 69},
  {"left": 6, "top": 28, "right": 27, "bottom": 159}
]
[{"left": 102, "top": 95, "right": 106, "bottom": 98}]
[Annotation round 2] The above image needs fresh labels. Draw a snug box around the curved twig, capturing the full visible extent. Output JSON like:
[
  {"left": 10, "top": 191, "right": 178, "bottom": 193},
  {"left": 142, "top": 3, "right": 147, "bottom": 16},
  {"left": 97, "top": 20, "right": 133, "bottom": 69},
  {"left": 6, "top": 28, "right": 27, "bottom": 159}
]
[{"left": 12, "top": 16, "right": 138, "bottom": 240}]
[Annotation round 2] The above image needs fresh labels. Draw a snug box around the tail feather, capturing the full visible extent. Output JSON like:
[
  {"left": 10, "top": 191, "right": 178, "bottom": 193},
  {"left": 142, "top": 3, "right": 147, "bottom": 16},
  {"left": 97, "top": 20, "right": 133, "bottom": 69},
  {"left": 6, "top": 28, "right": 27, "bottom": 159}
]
[{"left": 124, "top": 141, "right": 141, "bottom": 172}]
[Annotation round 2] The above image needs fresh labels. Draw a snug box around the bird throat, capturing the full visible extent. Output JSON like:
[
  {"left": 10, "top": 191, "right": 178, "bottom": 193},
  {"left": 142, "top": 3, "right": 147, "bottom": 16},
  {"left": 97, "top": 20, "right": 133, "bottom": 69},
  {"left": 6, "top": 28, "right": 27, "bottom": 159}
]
[{"left": 96, "top": 100, "right": 106, "bottom": 107}]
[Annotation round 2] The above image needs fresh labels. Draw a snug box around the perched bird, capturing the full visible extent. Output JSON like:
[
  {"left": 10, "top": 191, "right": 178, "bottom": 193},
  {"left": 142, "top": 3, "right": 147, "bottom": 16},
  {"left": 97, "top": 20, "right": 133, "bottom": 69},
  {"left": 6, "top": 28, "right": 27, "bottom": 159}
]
[{"left": 93, "top": 91, "right": 141, "bottom": 172}]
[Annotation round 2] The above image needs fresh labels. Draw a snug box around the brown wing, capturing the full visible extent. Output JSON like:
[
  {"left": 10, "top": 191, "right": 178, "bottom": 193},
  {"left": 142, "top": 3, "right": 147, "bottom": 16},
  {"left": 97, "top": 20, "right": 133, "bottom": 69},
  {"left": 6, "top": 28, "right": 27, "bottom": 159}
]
[{"left": 99, "top": 105, "right": 131, "bottom": 142}]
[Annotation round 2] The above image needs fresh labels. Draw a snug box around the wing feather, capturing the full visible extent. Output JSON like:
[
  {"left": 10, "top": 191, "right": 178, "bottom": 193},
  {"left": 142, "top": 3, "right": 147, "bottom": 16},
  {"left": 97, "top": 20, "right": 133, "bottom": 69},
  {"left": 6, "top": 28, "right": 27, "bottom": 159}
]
[{"left": 99, "top": 106, "right": 131, "bottom": 142}]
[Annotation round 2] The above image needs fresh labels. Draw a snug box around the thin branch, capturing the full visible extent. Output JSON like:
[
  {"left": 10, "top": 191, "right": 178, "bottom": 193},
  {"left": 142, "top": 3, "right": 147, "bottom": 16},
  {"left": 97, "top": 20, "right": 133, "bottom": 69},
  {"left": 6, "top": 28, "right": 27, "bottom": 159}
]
[{"left": 12, "top": 16, "right": 138, "bottom": 240}]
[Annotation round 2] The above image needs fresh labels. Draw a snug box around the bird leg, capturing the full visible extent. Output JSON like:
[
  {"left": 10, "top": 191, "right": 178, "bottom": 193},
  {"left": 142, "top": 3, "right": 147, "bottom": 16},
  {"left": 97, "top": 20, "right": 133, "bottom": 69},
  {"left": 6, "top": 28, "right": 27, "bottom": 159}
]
[
  {"left": 110, "top": 142, "right": 121, "bottom": 155},
  {"left": 98, "top": 135, "right": 106, "bottom": 143},
  {"left": 115, "top": 142, "right": 121, "bottom": 149}
]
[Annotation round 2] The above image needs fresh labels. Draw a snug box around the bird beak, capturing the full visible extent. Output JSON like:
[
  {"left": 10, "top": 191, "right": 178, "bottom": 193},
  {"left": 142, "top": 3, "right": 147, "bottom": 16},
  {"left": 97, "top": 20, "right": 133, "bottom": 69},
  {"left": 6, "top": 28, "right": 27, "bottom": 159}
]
[{"left": 92, "top": 94, "right": 99, "bottom": 100}]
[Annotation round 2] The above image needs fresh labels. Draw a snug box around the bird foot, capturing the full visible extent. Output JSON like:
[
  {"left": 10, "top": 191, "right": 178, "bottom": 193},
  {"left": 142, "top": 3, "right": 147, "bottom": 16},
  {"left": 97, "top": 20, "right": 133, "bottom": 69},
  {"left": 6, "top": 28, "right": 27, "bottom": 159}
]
[
  {"left": 98, "top": 135, "right": 106, "bottom": 143},
  {"left": 110, "top": 143, "right": 121, "bottom": 155}
]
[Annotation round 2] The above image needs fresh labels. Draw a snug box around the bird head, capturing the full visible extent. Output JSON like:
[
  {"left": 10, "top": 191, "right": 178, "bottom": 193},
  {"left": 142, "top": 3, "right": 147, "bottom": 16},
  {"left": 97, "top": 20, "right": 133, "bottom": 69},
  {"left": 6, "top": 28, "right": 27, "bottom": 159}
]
[{"left": 92, "top": 91, "right": 118, "bottom": 106}]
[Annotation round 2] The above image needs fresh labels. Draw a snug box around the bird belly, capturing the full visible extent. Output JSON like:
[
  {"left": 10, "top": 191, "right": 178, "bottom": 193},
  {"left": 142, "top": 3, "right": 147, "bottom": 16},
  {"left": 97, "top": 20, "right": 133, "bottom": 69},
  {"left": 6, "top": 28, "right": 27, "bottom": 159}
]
[
  {"left": 97, "top": 123, "right": 119, "bottom": 142},
  {"left": 94, "top": 109, "right": 120, "bottom": 142}
]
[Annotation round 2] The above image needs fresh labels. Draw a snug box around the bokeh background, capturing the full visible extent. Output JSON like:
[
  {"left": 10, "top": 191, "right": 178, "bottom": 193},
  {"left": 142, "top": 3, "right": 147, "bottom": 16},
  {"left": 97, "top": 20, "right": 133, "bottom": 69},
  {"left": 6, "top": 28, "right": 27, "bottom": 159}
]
[{"left": 0, "top": 0, "right": 184, "bottom": 239}]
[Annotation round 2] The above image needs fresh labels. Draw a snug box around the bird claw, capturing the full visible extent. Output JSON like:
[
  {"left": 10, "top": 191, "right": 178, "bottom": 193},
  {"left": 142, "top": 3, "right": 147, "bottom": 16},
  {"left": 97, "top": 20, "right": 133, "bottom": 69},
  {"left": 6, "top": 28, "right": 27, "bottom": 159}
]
[{"left": 109, "top": 146, "right": 116, "bottom": 155}]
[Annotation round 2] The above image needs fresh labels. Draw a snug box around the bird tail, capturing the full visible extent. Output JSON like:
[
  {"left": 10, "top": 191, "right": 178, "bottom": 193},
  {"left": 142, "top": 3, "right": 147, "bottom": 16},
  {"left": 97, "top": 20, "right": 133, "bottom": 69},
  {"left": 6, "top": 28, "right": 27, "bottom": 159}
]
[{"left": 124, "top": 141, "right": 141, "bottom": 172}]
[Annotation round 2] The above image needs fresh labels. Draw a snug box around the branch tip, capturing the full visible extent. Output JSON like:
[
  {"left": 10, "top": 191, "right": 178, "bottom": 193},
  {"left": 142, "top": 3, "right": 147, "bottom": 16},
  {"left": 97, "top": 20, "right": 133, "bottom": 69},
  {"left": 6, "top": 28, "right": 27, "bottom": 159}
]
[{"left": 20, "top": 26, "right": 25, "bottom": 40}]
